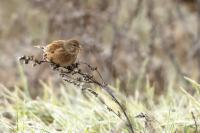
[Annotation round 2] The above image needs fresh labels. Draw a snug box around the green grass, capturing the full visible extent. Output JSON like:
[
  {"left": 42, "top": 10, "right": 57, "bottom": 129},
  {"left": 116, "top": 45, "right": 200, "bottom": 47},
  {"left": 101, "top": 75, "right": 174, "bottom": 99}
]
[{"left": 0, "top": 73, "right": 199, "bottom": 132}]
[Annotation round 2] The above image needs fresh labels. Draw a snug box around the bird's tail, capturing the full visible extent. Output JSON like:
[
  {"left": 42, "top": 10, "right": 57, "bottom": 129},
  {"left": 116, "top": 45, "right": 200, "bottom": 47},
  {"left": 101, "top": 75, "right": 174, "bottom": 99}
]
[{"left": 34, "top": 45, "right": 45, "bottom": 51}]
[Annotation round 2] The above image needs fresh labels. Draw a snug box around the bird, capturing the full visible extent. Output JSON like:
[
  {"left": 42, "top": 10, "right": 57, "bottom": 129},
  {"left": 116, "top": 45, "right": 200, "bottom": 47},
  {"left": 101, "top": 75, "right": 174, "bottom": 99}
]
[{"left": 35, "top": 39, "right": 81, "bottom": 66}]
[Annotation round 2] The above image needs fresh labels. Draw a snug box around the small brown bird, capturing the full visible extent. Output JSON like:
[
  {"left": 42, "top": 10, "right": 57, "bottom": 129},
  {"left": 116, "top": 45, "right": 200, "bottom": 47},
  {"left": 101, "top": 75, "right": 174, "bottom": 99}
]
[{"left": 35, "top": 39, "right": 81, "bottom": 66}]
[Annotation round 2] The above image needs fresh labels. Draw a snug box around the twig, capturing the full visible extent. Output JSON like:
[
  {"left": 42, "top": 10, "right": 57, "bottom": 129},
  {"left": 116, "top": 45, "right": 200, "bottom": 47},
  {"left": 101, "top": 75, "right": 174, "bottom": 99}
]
[
  {"left": 76, "top": 63, "right": 135, "bottom": 133},
  {"left": 19, "top": 55, "right": 135, "bottom": 133},
  {"left": 135, "top": 112, "right": 157, "bottom": 132},
  {"left": 78, "top": 61, "right": 107, "bottom": 86},
  {"left": 82, "top": 87, "right": 122, "bottom": 120},
  {"left": 191, "top": 111, "right": 198, "bottom": 133},
  {"left": 94, "top": 83, "right": 135, "bottom": 133}
]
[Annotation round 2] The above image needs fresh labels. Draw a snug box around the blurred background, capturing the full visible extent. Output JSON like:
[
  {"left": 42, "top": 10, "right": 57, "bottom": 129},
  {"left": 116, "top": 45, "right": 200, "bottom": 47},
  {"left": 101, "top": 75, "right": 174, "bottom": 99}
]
[{"left": 0, "top": 0, "right": 199, "bottom": 97}]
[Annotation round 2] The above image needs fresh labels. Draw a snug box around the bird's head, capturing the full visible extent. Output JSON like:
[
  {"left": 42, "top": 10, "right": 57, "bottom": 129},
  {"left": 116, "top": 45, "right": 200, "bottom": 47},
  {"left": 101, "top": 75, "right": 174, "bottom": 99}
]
[{"left": 63, "top": 39, "right": 81, "bottom": 55}]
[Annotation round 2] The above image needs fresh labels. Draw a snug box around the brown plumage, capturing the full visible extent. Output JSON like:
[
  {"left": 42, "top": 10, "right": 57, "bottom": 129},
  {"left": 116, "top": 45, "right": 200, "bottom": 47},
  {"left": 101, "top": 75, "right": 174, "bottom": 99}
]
[{"left": 35, "top": 39, "right": 81, "bottom": 66}]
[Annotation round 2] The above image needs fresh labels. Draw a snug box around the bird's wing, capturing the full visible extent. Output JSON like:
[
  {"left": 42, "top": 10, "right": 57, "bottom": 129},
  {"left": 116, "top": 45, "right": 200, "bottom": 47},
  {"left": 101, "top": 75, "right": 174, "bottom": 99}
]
[{"left": 46, "top": 40, "right": 65, "bottom": 53}]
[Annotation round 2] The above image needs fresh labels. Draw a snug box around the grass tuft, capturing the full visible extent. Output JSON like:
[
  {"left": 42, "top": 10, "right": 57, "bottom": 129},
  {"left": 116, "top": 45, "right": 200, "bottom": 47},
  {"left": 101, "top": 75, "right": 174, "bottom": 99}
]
[{"left": 0, "top": 76, "right": 200, "bottom": 132}]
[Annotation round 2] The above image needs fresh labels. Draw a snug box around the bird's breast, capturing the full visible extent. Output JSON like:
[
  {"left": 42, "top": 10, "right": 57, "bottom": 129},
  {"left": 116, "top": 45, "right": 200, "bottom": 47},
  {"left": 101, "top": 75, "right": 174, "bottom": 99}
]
[{"left": 46, "top": 51, "right": 77, "bottom": 66}]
